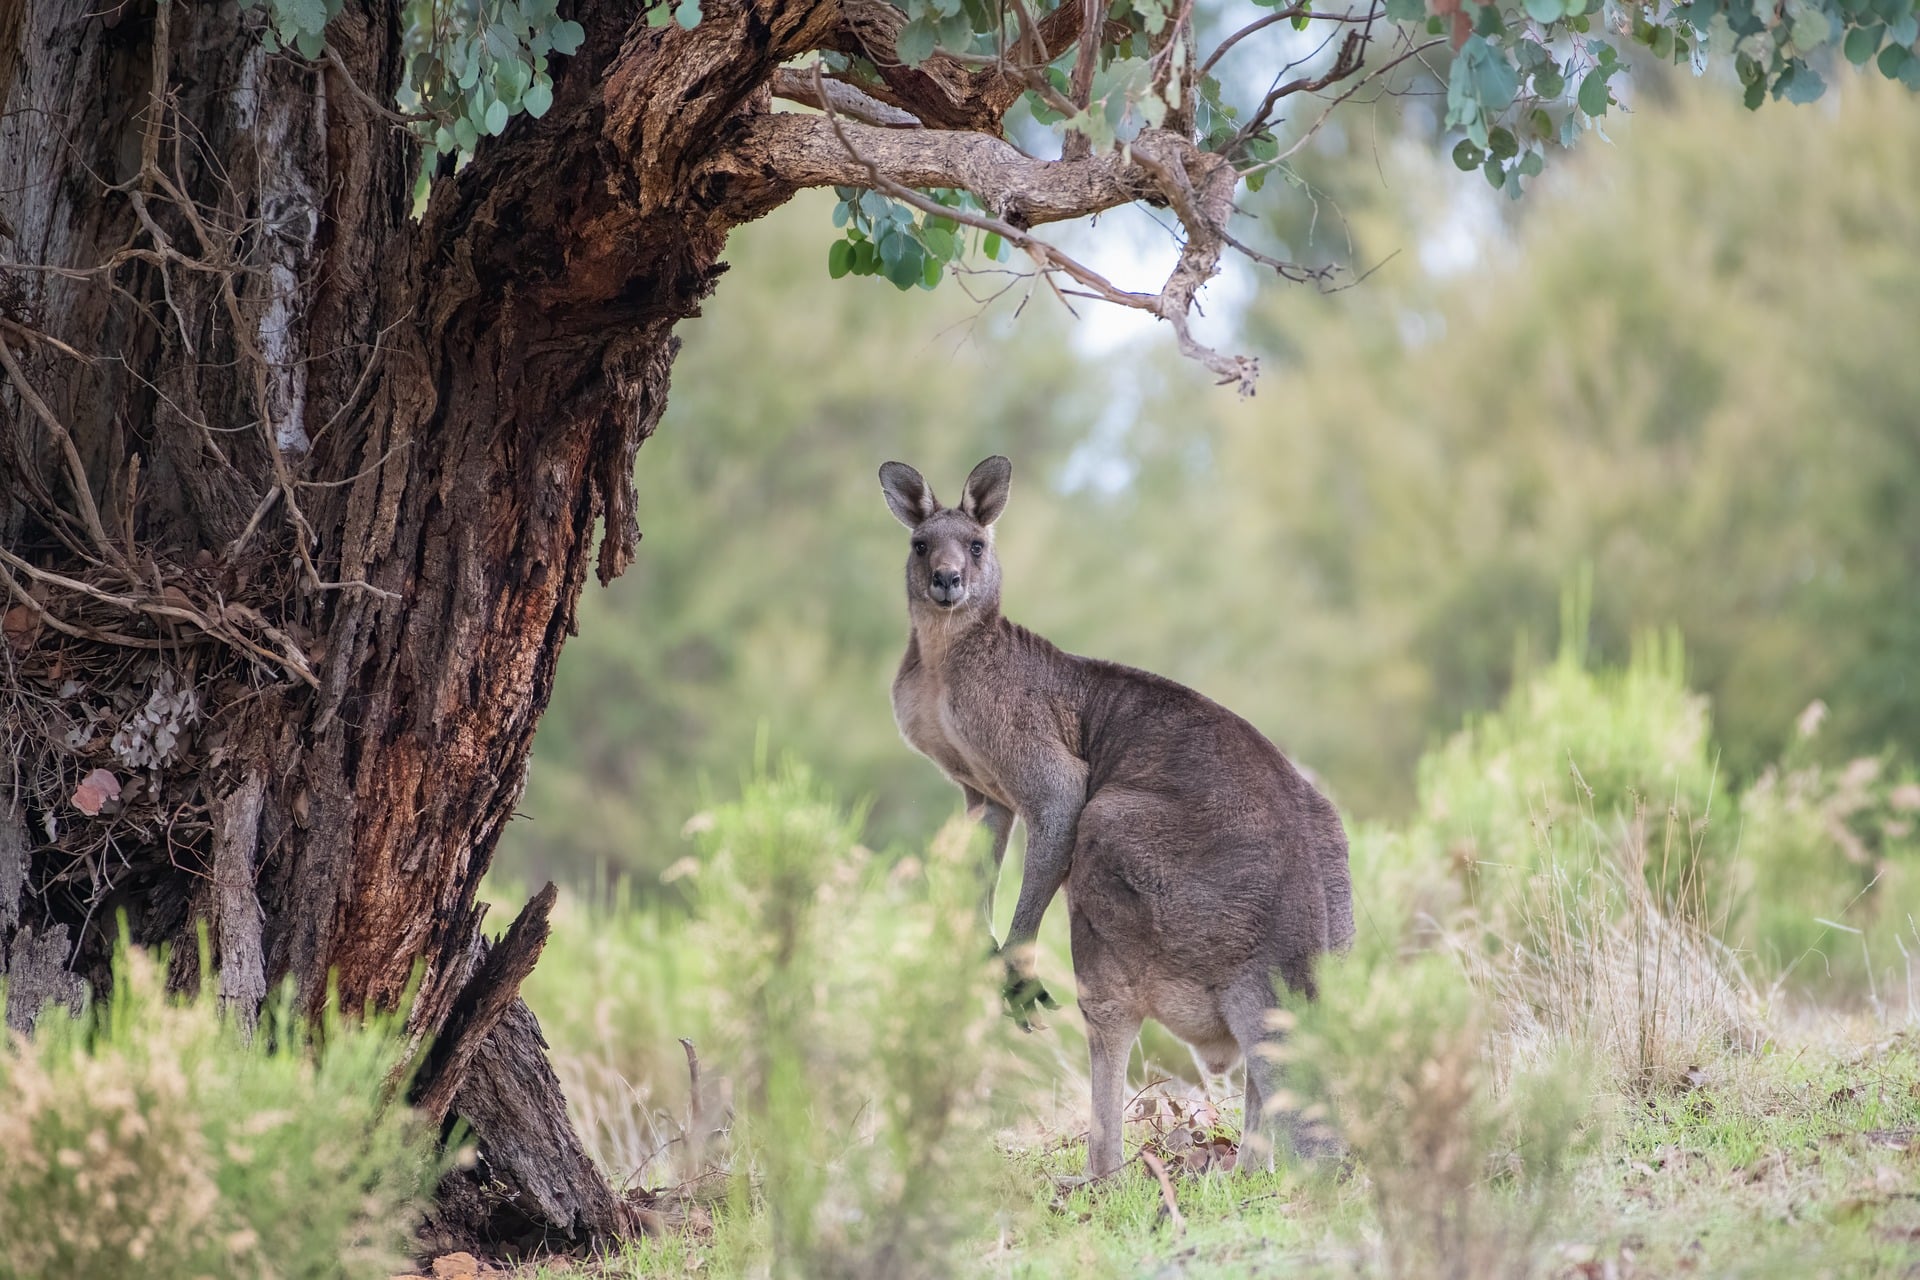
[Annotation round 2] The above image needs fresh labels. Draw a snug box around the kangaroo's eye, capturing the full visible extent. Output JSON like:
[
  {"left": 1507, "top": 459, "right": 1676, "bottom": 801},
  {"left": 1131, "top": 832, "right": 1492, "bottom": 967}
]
[
  {"left": 970, "top": 541, "right": 985, "bottom": 558},
  {"left": 913, "top": 541, "right": 928, "bottom": 557}
]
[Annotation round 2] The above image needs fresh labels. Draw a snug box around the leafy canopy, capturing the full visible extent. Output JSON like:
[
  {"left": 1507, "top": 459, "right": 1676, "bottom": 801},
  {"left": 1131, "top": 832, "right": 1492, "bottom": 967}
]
[{"left": 239, "top": 0, "right": 1920, "bottom": 284}]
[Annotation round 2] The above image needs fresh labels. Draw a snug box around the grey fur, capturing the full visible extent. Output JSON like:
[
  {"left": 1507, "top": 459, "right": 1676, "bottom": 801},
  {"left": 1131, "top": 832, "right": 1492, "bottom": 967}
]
[{"left": 880, "top": 455, "right": 1354, "bottom": 1177}]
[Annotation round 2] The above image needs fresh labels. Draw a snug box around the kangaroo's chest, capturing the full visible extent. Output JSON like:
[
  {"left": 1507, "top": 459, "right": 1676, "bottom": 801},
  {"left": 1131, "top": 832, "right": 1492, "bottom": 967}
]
[{"left": 892, "top": 662, "right": 1007, "bottom": 803}]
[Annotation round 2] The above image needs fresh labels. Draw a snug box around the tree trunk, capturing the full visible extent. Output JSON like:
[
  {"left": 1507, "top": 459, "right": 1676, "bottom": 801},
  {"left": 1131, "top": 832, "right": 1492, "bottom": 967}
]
[{"left": 0, "top": 0, "right": 826, "bottom": 1248}]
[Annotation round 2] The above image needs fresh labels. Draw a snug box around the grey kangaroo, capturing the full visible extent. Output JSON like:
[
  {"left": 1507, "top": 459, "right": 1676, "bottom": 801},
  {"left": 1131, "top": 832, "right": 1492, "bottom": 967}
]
[{"left": 880, "top": 455, "right": 1354, "bottom": 1178}]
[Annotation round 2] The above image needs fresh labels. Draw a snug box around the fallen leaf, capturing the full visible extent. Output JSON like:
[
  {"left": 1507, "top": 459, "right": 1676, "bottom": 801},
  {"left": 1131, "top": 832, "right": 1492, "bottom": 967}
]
[
  {"left": 3, "top": 604, "right": 38, "bottom": 653},
  {"left": 71, "top": 768, "right": 121, "bottom": 815}
]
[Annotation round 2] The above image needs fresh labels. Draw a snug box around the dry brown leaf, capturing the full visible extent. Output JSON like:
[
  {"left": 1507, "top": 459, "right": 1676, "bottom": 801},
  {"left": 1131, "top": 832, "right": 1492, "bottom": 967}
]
[
  {"left": 3, "top": 603, "right": 38, "bottom": 653},
  {"left": 72, "top": 768, "right": 121, "bottom": 815}
]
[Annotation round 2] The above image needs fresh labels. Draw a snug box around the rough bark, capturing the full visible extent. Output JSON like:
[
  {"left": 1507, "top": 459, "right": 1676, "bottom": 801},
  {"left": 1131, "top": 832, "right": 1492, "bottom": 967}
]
[
  {"left": 0, "top": 0, "right": 1312, "bottom": 1251},
  {"left": 0, "top": 0, "right": 825, "bottom": 1248}
]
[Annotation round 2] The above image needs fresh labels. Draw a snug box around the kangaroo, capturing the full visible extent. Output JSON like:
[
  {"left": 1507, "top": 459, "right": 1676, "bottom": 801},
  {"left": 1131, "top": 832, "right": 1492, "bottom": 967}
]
[{"left": 879, "top": 455, "right": 1354, "bottom": 1178}]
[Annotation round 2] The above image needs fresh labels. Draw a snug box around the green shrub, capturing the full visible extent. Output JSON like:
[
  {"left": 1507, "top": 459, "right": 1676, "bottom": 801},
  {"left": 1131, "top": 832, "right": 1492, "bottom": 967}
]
[
  {"left": 1417, "top": 592, "right": 1728, "bottom": 921},
  {"left": 688, "top": 764, "right": 1020, "bottom": 1278},
  {"left": 0, "top": 942, "right": 436, "bottom": 1280}
]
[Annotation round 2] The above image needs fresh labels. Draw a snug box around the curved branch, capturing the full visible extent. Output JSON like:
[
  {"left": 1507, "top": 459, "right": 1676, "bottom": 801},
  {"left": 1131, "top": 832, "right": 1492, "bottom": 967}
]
[
  {"left": 710, "top": 110, "right": 1158, "bottom": 227},
  {"left": 715, "top": 103, "right": 1257, "bottom": 391}
]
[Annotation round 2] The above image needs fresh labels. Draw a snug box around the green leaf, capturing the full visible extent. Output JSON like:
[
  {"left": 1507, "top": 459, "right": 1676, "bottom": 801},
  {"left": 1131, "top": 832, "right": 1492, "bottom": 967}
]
[
  {"left": 1891, "top": 9, "right": 1920, "bottom": 41},
  {"left": 1775, "top": 59, "right": 1827, "bottom": 101},
  {"left": 828, "top": 238, "right": 854, "bottom": 279},
  {"left": 288, "top": 0, "right": 327, "bottom": 34},
  {"left": 549, "top": 18, "right": 585, "bottom": 54},
  {"left": 1523, "top": 0, "right": 1562, "bottom": 24},
  {"left": 673, "top": 0, "right": 702, "bottom": 27},
  {"left": 982, "top": 231, "right": 1003, "bottom": 260},
  {"left": 484, "top": 97, "right": 509, "bottom": 134},
  {"left": 1845, "top": 23, "right": 1883, "bottom": 61},
  {"left": 1488, "top": 125, "right": 1519, "bottom": 158},
  {"left": 523, "top": 75, "right": 553, "bottom": 118},
  {"left": 1577, "top": 64, "right": 1616, "bottom": 115},
  {"left": 453, "top": 115, "right": 479, "bottom": 152},
  {"left": 293, "top": 27, "right": 325, "bottom": 58},
  {"left": 1879, "top": 40, "right": 1916, "bottom": 81},
  {"left": 1518, "top": 150, "right": 1544, "bottom": 175},
  {"left": 1462, "top": 35, "right": 1521, "bottom": 112},
  {"left": 1535, "top": 64, "right": 1565, "bottom": 97},
  {"left": 261, "top": 26, "right": 281, "bottom": 52},
  {"left": 1483, "top": 155, "right": 1507, "bottom": 187},
  {"left": 921, "top": 224, "right": 956, "bottom": 259},
  {"left": 884, "top": 243, "right": 924, "bottom": 289},
  {"left": 1790, "top": 7, "right": 1832, "bottom": 47},
  {"left": 1453, "top": 138, "right": 1487, "bottom": 169},
  {"left": 921, "top": 256, "right": 942, "bottom": 289},
  {"left": 1385, "top": 0, "right": 1426, "bottom": 20},
  {"left": 897, "top": 16, "right": 938, "bottom": 65}
]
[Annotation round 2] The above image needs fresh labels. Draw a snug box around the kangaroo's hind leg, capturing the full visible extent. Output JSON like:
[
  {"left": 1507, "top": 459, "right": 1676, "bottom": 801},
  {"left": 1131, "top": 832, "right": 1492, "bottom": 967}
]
[
  {"left": 1223, "top": 982, "right": 1286, "bottom": 1172},
  {"left": 1083, "top": 997, "right": 1143, "bottom": 1178}
]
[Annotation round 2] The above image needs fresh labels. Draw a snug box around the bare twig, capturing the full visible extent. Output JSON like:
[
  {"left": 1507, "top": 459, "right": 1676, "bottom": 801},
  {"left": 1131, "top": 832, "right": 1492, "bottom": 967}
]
[
  {"left": 1140, "top": 1150, "right": 1187, "bottom": 1233},
  {"left": 322, "top": 44, "right": 432, "bottom": 126},
  {"left": 0, "top": 337, "right": 120, "bottom": 566}
]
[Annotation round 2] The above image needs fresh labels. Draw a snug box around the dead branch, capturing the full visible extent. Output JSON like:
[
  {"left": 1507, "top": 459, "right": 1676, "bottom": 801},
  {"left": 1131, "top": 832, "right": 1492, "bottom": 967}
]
[
  {"left": 413, "top": 883, "right": 560, "bottom": 1124},
  {"left": 1140, "top": 1150, "right": 1187, "bottom": 1233},
  {"left": 1233, "top": 24, "right": 1376, "bottom": 149}
]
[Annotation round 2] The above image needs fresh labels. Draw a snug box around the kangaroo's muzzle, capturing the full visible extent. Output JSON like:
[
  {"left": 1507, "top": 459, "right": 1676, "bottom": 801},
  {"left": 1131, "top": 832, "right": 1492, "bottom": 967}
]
[{"left": 929, "top": 569, "right": 965, "bottom": 607}]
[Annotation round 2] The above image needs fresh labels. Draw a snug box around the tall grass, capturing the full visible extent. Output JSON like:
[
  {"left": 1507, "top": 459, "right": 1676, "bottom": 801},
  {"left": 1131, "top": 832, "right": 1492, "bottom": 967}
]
[{"left": 0, "top": 940, "right": 436, "bottom": 1280}]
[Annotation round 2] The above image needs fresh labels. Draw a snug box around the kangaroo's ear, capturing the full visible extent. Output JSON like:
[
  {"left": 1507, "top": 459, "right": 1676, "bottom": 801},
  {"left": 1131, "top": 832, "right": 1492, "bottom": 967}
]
[
  {"left": 960, "top": 455, "right": 1012, "bottom": 526},
  {"left": 879, "top": 461, "right": 939, "bottom": 528}
]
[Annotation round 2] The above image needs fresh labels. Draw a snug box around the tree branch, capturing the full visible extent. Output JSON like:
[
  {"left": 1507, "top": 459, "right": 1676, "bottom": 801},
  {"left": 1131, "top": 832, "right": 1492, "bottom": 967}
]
[
  {"left": 770, "top": 67, "right": 925, "bottom": 127},
  {"left": 731, "top": 83, "right": 1257, "bottom": 391},
  {"left": 711, "top": 111, "right": 1158, "bottom": 228}
]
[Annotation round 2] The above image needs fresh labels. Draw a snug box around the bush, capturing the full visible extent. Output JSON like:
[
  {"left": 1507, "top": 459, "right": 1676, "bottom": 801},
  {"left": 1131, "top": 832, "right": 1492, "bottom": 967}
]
[
  {"left": 0, "top": 942, "right": 436, "bottom": 1280},
  {"left": 1285, "top": 953, "right": 1594, "bottom": 1280},
  {"left": 687, "top": 764, "right": 1019, "bottom": 1278}
]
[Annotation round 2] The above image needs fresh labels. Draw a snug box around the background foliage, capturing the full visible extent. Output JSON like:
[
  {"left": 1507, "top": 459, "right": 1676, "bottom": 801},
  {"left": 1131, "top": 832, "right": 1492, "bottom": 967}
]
[{"left": 500, "top": 66, "right": 1920, "bottom": 888}]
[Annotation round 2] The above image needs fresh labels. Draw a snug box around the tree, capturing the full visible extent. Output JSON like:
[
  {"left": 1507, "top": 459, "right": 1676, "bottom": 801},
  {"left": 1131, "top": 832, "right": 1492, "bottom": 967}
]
[{"left": 1, "top": 0, "right": 1913, "bottom": 1248}]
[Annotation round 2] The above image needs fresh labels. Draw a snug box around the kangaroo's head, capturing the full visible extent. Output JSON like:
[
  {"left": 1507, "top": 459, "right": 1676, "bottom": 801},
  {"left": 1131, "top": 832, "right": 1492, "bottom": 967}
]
[{"left": 877, "top": 455, "right": 1012, "bottom": 618}]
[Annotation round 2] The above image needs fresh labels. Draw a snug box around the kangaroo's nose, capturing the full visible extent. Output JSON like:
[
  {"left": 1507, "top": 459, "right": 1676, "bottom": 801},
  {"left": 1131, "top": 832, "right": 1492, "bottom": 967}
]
[{"left": 932, "top": 569, "right": 962, "bottom": 591}]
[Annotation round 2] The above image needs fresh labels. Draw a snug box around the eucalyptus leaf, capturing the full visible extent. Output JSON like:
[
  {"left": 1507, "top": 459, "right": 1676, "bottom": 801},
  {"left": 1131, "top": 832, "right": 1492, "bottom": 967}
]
[
  {"left": 1844, "top": 23, "right": 1883, "bottom": 61},
  {"left": 523, "top": 76, "right": 553, "bottom": 118},
  {"left": 897, "top": 16, "right": 939, "bottom": 65}
]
